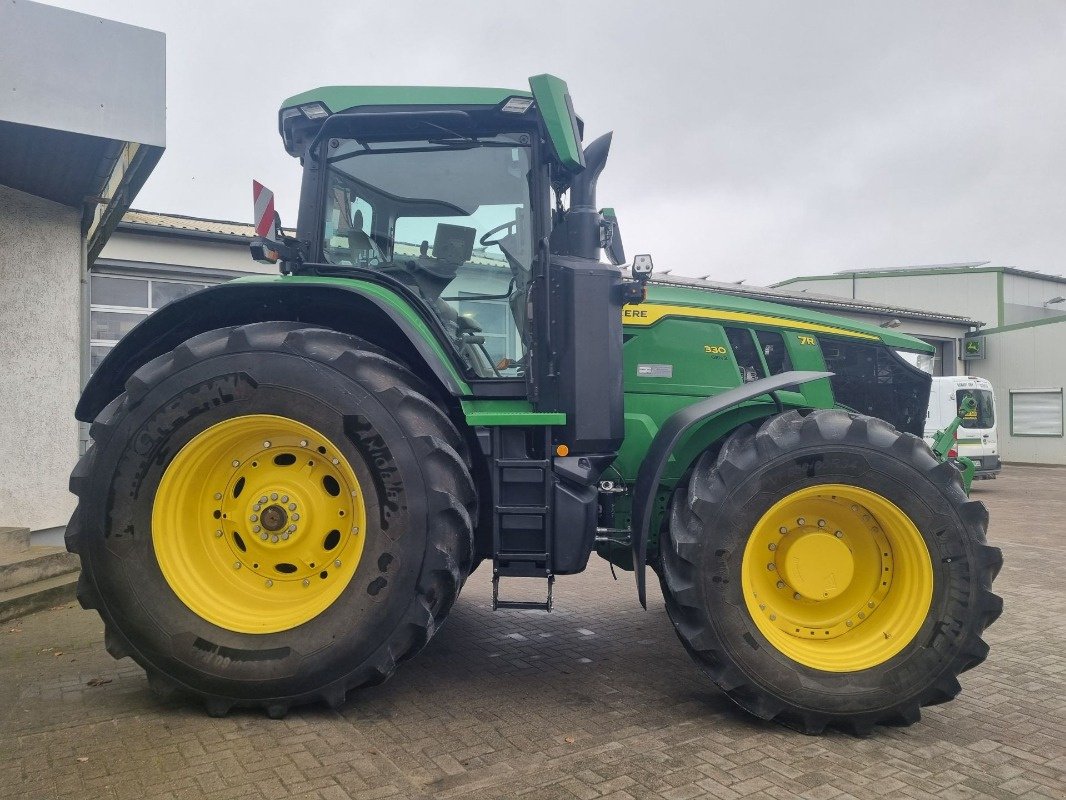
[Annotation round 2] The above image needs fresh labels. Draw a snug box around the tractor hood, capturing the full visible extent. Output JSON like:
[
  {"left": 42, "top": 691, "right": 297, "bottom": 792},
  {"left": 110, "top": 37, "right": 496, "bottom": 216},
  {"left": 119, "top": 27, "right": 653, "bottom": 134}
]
[
  {"left": 278, "top": 75, "right": 585, "bottom": 175},
  {"left": 640, "top": 282, "right": 935, "bottom": 353}
]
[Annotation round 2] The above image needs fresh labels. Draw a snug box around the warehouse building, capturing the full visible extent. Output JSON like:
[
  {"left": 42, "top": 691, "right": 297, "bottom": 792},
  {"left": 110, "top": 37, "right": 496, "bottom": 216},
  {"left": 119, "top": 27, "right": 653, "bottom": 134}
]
[{"left": 776, "top": 263, "right": 1066, "bottom": 464}]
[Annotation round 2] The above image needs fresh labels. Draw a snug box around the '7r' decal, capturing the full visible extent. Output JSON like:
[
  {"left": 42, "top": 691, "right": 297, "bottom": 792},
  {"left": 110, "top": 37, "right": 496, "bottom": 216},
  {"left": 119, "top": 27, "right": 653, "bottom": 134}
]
[{"left": 797, "top": 335, "right": 816, "bottom": 346}]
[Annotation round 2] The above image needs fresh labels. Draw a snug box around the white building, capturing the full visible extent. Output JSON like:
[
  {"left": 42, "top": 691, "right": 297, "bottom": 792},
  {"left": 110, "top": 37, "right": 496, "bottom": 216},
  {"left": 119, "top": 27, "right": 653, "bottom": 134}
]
[
  {"left": 0, "top": 1, "right": 165, "bottom": 545},
  {"left": 776, "top": 263, "right": 1066, "bottom": 464}
]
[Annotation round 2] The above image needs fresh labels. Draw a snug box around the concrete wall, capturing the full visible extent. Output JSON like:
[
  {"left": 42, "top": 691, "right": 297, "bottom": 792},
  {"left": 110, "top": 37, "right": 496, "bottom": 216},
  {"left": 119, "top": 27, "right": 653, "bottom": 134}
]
[
  {"left": 970, "top": 319, "right": 1066, "bottom": 465},
  {"left": 0, "top": 184, "right": 81, "bottom": 531}
]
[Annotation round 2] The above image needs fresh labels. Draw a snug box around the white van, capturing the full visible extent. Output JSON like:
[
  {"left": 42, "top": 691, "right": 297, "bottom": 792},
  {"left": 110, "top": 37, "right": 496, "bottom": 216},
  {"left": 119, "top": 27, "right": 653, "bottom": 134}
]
[{"left": 924, "top": 376, "right": 1001, "bottom": 479}]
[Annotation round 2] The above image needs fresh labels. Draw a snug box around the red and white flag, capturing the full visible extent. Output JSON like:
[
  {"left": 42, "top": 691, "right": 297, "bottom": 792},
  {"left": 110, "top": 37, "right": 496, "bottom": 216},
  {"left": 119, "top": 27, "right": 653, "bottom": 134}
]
[{"left": 252, "top": 180, "right": 275, "bottom": 238}]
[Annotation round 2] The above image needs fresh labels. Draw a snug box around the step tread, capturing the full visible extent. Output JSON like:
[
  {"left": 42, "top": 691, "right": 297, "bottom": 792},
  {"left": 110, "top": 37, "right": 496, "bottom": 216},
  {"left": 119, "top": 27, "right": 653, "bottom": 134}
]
[
  {"left": 0, "top": 546, "right": 72, "bottom": 567},
  {"left": 0, "top": 570, "right": 79, "bottom": 623},
  {"left": 0, "top": 527, "right": 31, "bottom": 557},
  {"left": 0, "top": 548, "right": 80, "bottom": 592}
]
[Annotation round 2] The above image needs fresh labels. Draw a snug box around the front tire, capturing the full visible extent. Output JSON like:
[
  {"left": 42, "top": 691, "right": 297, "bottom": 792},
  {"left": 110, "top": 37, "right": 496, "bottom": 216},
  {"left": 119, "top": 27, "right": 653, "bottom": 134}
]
[
  {"left": 67, "top": 323, "right": 476, "bottom": 717},
  {"left": 660, "top": 409, "right": 1002, "bottom": 734}
]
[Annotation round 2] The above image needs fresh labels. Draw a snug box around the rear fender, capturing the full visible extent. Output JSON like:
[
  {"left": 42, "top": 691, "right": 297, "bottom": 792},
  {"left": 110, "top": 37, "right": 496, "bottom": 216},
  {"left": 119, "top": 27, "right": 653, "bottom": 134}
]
[
  {"left": 78, "top": 277, "right": 471, "bottom": 423},
  {"left": 630, "top": 371, "right": 833, "bottom": 607}
]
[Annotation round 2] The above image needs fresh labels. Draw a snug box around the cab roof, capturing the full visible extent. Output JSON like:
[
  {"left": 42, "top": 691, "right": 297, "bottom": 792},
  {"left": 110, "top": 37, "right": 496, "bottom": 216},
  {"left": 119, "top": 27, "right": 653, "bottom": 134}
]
[{"left": 281, "top": 85, "right": 531, "bottom": 115}]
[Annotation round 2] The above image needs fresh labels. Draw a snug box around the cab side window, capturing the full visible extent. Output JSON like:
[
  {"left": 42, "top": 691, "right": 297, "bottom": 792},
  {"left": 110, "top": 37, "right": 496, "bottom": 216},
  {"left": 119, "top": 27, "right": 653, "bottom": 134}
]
[{"left": 725, "top": 327, "right": 767, "bottom": 383}]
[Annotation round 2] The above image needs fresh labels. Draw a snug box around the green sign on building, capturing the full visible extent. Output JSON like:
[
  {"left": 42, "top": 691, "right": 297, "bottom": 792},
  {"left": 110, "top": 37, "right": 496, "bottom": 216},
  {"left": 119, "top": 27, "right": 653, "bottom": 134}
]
[{"left": 962, "top": 336, "right": 986, "bottom": 360}]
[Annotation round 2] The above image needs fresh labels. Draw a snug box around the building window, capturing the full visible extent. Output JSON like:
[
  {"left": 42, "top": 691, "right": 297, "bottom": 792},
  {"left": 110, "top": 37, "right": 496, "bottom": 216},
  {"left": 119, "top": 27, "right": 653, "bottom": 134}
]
[
  {"left": 456, "top": 292, "right": 520, "bottom": 366},
  {"left": 1010, "top": 389, "right": 1064, "bottom": 437},
  {"left": 89, "top": 273, "right": 210, "bottom": 373}
]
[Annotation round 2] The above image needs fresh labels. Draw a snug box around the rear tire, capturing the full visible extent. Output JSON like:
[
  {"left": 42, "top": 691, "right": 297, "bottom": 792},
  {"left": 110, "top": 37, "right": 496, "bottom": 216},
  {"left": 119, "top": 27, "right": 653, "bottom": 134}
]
[
  {"left": 660, "top": 409, "right": 1002, "bottom": 734},
  {"left": 67, "top": 322, "right": 476, "bottom": 716}
]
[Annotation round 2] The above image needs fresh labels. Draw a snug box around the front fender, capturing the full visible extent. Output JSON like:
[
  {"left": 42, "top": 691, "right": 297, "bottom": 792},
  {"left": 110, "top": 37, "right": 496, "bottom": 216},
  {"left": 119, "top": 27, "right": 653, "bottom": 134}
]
[
  {"left": 78, "top": 275, "right": 472, "bottom": 423},
  {"left": 630, "top": 370, "right": 832, "bottom": 607}
]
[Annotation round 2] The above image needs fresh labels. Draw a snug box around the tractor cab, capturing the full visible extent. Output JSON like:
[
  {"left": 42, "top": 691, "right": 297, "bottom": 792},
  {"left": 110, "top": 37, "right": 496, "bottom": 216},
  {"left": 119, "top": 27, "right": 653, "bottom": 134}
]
[{"left": 260, "top": 75, "right": 637, "bottom": 455}]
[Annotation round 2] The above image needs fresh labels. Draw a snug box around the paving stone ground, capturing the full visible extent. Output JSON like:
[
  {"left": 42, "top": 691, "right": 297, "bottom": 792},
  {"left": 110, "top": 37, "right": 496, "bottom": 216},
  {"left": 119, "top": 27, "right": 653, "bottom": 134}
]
[{"left": 2, "top": 465, "right": 1064, "bottom": 800}]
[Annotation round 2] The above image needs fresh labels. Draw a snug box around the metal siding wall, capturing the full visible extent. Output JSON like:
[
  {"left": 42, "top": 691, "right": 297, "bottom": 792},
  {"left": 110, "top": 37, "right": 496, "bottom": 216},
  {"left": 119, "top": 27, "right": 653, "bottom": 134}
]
[
  {"left": 784, "top": 272, "right": 999, "bottom": 328},
  {"left": 1001, "top": 272, "right": 1066, "bottom": 325},
  {"left": 0, "top": 184, "right": 82, "bottom": 530},
  {"left": 0, "top": 0, "right": 165, "bottom": 147},
  {"left": 971, "top": 320, "right": 1066, "bottom": 464}
]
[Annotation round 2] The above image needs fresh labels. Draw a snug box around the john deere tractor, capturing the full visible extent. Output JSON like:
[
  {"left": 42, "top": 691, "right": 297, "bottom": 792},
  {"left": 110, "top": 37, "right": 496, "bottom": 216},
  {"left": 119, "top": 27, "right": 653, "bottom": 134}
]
[{"left": 69, "top": 74, "right": 1001, "bottom": 733}]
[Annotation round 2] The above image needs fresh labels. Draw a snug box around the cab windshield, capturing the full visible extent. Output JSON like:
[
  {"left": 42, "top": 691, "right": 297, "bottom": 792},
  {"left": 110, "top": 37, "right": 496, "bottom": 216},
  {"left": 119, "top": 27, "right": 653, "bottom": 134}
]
[{"left": 320, "top": 135, "right": 533, "bottom": 378}]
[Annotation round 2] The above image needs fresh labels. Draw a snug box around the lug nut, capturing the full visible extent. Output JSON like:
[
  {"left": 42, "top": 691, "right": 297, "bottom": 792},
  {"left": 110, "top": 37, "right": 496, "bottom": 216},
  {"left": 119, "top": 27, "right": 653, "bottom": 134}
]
[
  {"left": 214, "top": 492, "right": 222, "bottom": 500},
  {"left": 253, "top": 525, "right": 261, "bottom": 533},
  {"left": 232, "top": 460, "right": 240, "bottom": 468},
  {"left": 250, "top": 514, "right": 258, "bottom": 522},
  {"left": 260, "top": 533, "right": 269, "bottom": 541},
  {"left": 281, "top": 533, "right": 290, "bottom": 541},
  {"left": 271, "top": 493, "right": 278, "bottom": 500},
  {"left": 281, "top": 495, "right": 289, "bottom": 503},
  {"left": 818, "top": 519, "right": 826, "bottom": 527},
  {"left": 867, "top": 601, "right": 875, "bottom": 608},
  {"left": 846, "top": 620, "right": 853, "bottom": 627},
  {"left": 858, "top": 611, "right": 866, "bottom": 620},
  {"left": 265, "top": 579, "right": 273, "bottom": 587},
  {"left": 263, "top": 441, "right": 271, "bottom": 448},
  {"left": 778, "top": 526, "right": 787, "bottom": 534},
  {"left": 351, "top": 526, "right": 359, "bottom": 534},
  {"left": 797, "top": 517, "right": 805, "bottom": 526},
  {"left": 331, "top": 458, "right": 339, "bottom": 465},
  {"left": 767, "top": 563, "right": 776, "bottom": 571},
  {"left": 233, "top": 562, "right": 241, "bottom": 569},
  {"left": 302, "top": 579, "right": 310, "bottom": 587},
  {"left": 291, "top": 513, "right": 300, "bottom": 521},
  {"left": 300, "top": 440, "right": 308, "bottom": 447},
  {"left": 776, "top": 581, "right": 785, "bottom": 589},
  {"left": 835, "top": 530, "right": 844, "bottom": 538},
  {"left": 214, "top": 530, "right": 223, "bottom": 538},
  {"left": 271, "top": 535, "right": 279, "bottom": 543},
  {"left": 334, "top": 560, "right": 341, "bottom": 567},
  {"left": 768, "top": 542, "right": 777, "bottom": 551},
  {"left": 287, "top": 524, "right": 296, "bottom": 532},
  {"left": 769, "top": 614, "right": 777, "bottom": 621},
  {"left": 793, "top": 592, "right": 802, "bottom": 600},
  {"left": 289, "top": 503, "right": 297, "bottom": 511}
]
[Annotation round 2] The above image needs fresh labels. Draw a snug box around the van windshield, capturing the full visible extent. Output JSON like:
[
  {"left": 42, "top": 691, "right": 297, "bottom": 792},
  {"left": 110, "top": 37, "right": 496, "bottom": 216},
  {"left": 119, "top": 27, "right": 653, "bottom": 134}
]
[{"left": 958, "top": 389, "right": 995, "bottom": 429}]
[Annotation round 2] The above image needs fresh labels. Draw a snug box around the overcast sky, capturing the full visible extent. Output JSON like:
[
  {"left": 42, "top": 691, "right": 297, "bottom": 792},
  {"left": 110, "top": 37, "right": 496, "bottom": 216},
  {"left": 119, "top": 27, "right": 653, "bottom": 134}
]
[{"left": 46, "top": 1, "right": 1066, "bottom": 284}]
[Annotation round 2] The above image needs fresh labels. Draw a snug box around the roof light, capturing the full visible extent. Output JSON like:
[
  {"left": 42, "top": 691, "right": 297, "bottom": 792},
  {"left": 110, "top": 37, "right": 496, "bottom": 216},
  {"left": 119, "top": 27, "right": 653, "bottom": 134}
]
[
  {"left": 299, "top": 102, "right": 330, "bottom": 120},
  {"left": 501, "top": 96, "right": 534, "bottom": 114}
]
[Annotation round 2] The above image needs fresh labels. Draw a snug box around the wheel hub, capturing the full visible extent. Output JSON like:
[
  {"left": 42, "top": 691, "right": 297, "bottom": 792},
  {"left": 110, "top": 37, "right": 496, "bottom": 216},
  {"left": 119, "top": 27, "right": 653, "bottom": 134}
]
[
  {"left": 259, "top": 503, "right": 289, "bottom": 532},
  {"left": 777, "top": 529, "right": 854, "bottom": 601},
  {"left": 152, "top": 414, "right": 368, "bottom": 634},
  {"left": 741, "top": 484, "right": 933, "bottom": 672}
]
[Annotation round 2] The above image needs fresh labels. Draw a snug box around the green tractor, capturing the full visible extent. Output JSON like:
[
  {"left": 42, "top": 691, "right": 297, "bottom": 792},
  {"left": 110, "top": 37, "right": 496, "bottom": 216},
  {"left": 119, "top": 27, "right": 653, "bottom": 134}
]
[{"left": 69, "top": 74, "right": 1002, "bottom": 733}]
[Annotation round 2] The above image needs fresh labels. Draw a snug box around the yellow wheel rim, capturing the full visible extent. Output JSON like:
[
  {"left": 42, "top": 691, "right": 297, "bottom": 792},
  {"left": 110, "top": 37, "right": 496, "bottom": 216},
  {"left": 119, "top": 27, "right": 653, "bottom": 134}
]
[
  {"left": 741, "top": 484, "right": 932, "bottom": 672},
  {"left": 152, "top": 414, "right": 367, "bottom": 634}
]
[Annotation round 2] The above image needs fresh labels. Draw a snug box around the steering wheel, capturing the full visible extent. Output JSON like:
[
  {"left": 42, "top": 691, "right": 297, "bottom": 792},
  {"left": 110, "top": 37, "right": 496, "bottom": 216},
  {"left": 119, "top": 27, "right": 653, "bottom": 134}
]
[{"left": 479, "top": 220, "right": 517, "bottom": 247}]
